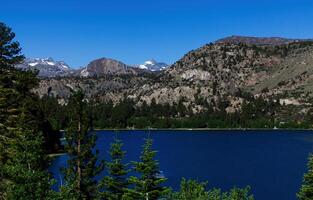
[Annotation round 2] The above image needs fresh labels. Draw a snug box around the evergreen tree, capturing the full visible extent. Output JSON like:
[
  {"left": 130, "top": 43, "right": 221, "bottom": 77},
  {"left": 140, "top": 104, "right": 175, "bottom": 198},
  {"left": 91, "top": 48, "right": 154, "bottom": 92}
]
[
  {"left": 60, "top": 90, "right": 104, "bottom": 199},
  {"left": 0, "top": 22, "right": 54, "bottom": 199},
  {"left": 298, "top": 154, "right": 313, "bottom": 200},
  {"left": 0, "top": 22, "right": 24, "bottom": 68},
  {"left": 98, "top": 136, "right": 129, "bottom": 200},
  {"left": 4, "top": 105, "right": 55, "bottom": 200},
  {"left": 128, "top": 138, "right": 168, "bottom": 200}
]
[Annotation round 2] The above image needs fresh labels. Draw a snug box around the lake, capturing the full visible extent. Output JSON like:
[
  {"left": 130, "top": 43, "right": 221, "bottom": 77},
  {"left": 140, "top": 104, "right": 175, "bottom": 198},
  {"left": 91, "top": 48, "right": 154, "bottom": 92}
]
[{"left": 50, "top": 130, "right": 313, "bottom": 199}]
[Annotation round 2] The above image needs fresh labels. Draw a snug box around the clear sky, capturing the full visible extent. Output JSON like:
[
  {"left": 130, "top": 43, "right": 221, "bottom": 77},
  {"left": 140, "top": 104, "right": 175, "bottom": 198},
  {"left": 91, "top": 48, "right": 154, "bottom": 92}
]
[{"left": 1, "top": 0, "right": 313, "bottom": 67}]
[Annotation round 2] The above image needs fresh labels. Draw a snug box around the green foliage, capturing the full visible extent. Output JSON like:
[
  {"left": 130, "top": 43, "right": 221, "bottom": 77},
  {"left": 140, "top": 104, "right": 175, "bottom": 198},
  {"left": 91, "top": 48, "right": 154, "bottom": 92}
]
[
  {"left": 111, "top": 99, "right": 135, "bottom": 127},
  {"left": 167, "top": 179, "right": 254, "bottom": 200},
  {"left": 0, "top": 22, "right": 54, "bottom": 199},
  {"left": 4, "top": 126, "right": 55, "bottom": 200},
  {"left": 1, "top": 69, "right": 55, "bottom": 200},
  {"left": 98, "top": 137, "right": 130, "bottom": 200},
  {"left": 38, "top": 95, "right": 64, "bottom": 153},
  {"left": 167, "top": 178, "right": 210, "bottom": 200},
  {"left": 128, "top": 138, "right": 169, "bottom": 200},
  {"left": 82, "top": 92, "right": 295, "bottom": 129},
  {"left": 298, "top": 154, "right": 313, "bottom": 200},
  {"left": 60, "top": 91, "right": 104, "bottom": 199},
  {"left": 0, "top": 22, "right": 24, "bottom": 67}
]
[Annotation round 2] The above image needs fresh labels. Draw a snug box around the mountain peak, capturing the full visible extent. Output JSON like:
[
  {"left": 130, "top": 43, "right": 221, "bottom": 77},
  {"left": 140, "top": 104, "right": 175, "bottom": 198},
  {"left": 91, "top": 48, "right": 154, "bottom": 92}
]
[{"left": 79, "top": 57, "right": 137, "bottom": 77}]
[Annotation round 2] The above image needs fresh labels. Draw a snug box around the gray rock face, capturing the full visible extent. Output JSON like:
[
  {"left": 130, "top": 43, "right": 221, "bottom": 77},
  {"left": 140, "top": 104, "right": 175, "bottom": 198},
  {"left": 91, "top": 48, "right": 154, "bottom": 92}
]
[
  {"left": 79, "top": 58, "right": 135, "bottom": 77},
  {"left": 16, "top": 58, "right": 74, "bottom": 77}
]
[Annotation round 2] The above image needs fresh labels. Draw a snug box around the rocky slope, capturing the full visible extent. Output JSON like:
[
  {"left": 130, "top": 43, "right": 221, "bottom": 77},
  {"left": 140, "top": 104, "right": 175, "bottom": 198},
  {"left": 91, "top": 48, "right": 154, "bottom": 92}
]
[{"left": 34, "top": 36, "right": 313, "bottom": 116}]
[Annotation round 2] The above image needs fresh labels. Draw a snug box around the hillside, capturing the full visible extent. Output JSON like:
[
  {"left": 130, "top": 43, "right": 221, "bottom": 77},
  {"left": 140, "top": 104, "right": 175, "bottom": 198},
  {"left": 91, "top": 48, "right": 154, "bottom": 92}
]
[{"left": 34, "top": 36, "right": 313, "bottom": 121}]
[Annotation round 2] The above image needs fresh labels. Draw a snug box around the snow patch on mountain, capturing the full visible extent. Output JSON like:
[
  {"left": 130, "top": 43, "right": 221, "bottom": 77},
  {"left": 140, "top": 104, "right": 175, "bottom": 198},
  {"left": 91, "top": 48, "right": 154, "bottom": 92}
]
[
  {"left": 139, "top": 64, "right": 148, "bottom": 69},
  {"left": 29, "top": 62, "right": 38, "bottom": 66},
  {"left": 80, "top": 68, "right": 90, "bottom": 77},
  {"left": 133, "top": 59, "right": 168, "bottom": 71}
]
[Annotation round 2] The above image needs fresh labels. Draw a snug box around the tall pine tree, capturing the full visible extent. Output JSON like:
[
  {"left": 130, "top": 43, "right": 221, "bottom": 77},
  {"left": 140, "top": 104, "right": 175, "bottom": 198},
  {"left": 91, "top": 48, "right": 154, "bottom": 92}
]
[
  {"left": 0, "top": 22, "right": 54, "bottom": 199},
  {"left": 98, "top": 134, "right": 130, "bottom": 200},
  {"left": 298, "top": 154, "right": 313, "bottom": 200},
  {"left": 128, "top": 138, "right": 168, "bottom": 200},
  {"left": 60, "top": 90, "right": 104, "bottom": 199}
]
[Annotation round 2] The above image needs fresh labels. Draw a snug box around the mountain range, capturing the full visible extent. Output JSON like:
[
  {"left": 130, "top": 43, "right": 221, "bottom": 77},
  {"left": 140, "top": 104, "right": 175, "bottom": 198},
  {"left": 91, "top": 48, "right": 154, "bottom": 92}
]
[
  {"left": 25, "top": 36, "right": 313, "bottom": 121},
  {"left": 15, "top": 58, "right": 73, "bottom": 77},
  {"left": 16, "top": 57, "right": 169, "bottom": 77}
]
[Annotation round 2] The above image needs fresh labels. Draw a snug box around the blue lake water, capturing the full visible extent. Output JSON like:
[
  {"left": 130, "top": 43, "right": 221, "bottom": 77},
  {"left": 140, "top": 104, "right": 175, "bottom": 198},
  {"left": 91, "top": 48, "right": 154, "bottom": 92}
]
[{"left": 50, "top": 130, "right": 313, "bottom": 200}]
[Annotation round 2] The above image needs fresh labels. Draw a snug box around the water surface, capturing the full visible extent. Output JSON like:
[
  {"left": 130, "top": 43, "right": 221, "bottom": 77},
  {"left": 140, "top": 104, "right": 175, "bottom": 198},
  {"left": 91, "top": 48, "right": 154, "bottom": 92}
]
[{"left": 50, "top": 130, "right": 313, "bottom": 200}]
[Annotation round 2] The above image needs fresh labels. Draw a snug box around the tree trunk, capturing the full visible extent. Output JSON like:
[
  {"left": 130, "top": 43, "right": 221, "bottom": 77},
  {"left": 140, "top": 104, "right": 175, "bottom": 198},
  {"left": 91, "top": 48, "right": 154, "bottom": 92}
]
[{"left": 77, "top": 119, "right": 81, "bottom": 190}]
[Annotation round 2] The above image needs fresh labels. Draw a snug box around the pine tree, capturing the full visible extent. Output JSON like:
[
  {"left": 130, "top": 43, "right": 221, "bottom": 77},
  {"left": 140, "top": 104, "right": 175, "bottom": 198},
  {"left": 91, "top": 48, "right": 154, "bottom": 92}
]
[
  {"left": 60, "top": 90, "right": 104, "bottom": 199},
  {"left": 0, "top": 22, "right": 24, "bottom": 68},
  {"left": 298, "top": 154, "right": 313, "bottom": 200},
  {"left": 128, "top": 138, "right": 168, "bottom": 200},
  {"left": 0, "top": 22, "right": 54, "bottom": 199},
  {"left": 98, "top": 136, "right": 130, "bottom": 200},
  {"left": 4, "top": 103, "right": 55, "bottom": 200}
]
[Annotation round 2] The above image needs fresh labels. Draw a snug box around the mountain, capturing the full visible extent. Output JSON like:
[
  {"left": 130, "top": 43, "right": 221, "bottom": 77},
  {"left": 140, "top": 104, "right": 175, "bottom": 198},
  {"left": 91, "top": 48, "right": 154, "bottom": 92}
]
[
  {"left": 133, "top": 60, "right": 168, "bottom": 71},
  {"left": 78, "top": 57, "right": 144, "bottom": 77},
  {"left": 16, "top": 58, "right": 74, "bottom": 77}
]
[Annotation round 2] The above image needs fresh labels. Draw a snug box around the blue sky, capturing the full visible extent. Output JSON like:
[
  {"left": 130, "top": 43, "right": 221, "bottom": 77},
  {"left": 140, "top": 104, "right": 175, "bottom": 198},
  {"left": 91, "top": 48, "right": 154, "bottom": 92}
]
[{"left": 1, "top": 0, "right": 313, "bottom": 67}]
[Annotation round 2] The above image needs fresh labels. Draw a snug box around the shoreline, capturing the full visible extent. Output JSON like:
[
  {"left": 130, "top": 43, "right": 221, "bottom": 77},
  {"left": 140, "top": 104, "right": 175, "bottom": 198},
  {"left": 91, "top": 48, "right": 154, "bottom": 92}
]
[{"left": 91, "top": 128, "right": 313, "bottom": 132}]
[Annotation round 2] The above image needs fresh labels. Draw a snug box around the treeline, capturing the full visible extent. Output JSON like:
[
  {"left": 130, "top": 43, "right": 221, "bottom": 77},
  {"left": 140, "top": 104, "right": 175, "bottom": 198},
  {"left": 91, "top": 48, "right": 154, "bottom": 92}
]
[{"left": 41, "top": 92, "right": 311, "bottom": 132}]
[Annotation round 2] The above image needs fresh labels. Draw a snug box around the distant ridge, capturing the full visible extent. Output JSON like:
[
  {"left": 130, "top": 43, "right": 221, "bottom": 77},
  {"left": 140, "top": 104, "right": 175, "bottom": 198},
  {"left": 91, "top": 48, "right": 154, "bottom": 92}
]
[
  {"left": 215, "top": 35, "right": 312, "bottom": 46},
  {"left": 15, "top": 57, "right": 74, "bottom": 77}
]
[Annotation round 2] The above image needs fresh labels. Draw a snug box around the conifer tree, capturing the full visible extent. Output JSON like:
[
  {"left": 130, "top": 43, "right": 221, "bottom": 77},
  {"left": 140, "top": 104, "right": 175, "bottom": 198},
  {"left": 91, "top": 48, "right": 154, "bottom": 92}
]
[
  {"left": 60, "top": 90, "right": 104, "bottom": 199},
  {"left": 0, "top": 22, "right": 54, "bottom": 199},
  {"left": 4, "top": 102, "right": 55, "bottom": 200},
  {"left": 0, "top": 22, "right": 24, "bottom": 68},
  {"left": 98, "top": 135, "right": 130, "bottom": 200},
  {"left": 298, "top": 154, "right": 313, "bottom": 200},
  {"left": 128, "top": 138, "right": 168, "bottom": 200}
]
